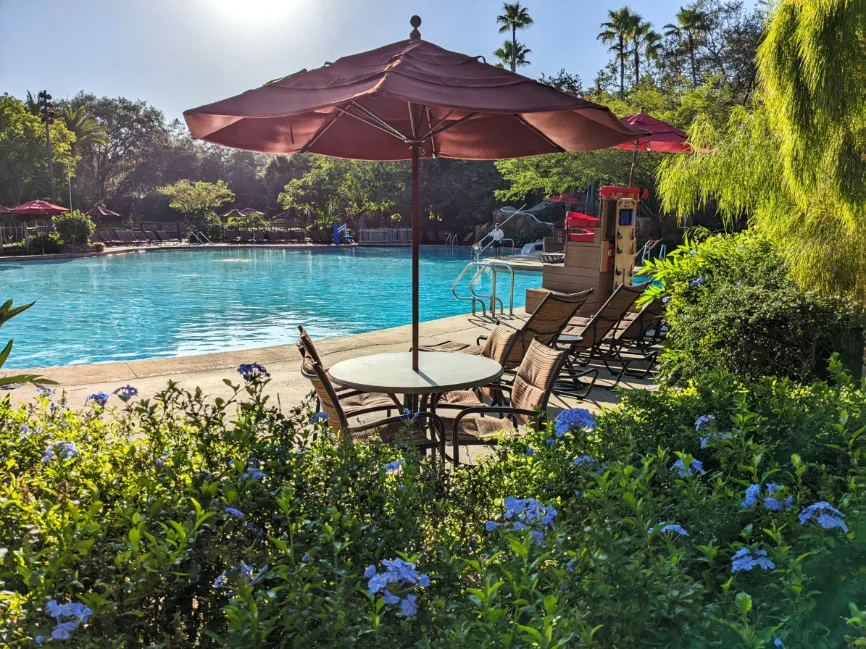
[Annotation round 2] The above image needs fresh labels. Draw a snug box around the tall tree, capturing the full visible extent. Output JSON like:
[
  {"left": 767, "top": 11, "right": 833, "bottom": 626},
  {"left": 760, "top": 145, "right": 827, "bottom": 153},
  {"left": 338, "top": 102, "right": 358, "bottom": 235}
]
[
  {"left": 658, "top": 0, "right": 866, "bottom": 298},
  {"left": 158, "top": 179, "right": 234, "bottom": 227},
  {"left": 496, "top": 2, "right": 534, "bottom": 73},
  {"left": 60, "top": 104, "right": 108, "bottom": 152},
  {"left": 493, "top": 40, "right": 531, "bottom": 70},
  {"left": 629, "top": 19, "right": 661, "bottom": 84},
  {"left": 664, "top": 6, "right": 711, "bottom": 89},
  {"left": 598, "top": 7, "right": 639, "bottom": 98}
]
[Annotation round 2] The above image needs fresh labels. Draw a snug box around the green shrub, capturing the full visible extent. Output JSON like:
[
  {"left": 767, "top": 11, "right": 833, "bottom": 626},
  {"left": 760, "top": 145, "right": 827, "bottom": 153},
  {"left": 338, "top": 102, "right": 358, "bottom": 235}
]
[
  {"left": 1, "top": 364, "right": 864, "bottom": 648},
  {"left": 52, "top": 210, "right": 96, "bottom": 245},
  {"left": 641, "top": 233, "right": 864, "bottom": 385}
]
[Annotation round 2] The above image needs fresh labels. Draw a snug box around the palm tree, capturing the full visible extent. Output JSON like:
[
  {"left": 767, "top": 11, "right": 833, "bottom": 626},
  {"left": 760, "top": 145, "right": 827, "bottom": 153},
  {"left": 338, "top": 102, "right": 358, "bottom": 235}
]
[
  {"left": 493, "top": 40, "right": 531, "bottom": 70},
  {"left": 61, "top": 105, "right": 108, "bottom": 151},
  {"left": 24, "top": 91, "right": 41, "bottom": 116},
  {"left": 629, "top": 19, "right": 661, "bottom": 84},
  {"left": 598, "top": 7, "right": 639, "bottom": 98},
  {"left": 496, "top": 2, "right": 534, "bottom": 73},
  {"left": 664, "top": 7, "right": 711, "bottom": 88}
]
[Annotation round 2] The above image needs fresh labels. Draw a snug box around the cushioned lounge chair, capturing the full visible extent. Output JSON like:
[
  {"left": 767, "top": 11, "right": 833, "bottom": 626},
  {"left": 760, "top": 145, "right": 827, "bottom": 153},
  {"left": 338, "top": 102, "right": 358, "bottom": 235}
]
[{"left": 555, "top": 283, "right": 645, "bottom": 397}]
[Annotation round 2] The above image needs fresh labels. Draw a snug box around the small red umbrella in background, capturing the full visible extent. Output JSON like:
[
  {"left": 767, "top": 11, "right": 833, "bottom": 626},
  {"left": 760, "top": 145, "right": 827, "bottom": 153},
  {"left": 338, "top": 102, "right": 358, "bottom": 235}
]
[
  {"left": 613, "top": 112, "right": 690, "bottom": 186},
  {"left": 544, "top": 193, "right": 583, "bottom": 205},
  {"left": 10, "top": 200, "right": 69, "bottom": 216},
  {"left": 184, "top": 16, "right": 647, "bottom": 370}
]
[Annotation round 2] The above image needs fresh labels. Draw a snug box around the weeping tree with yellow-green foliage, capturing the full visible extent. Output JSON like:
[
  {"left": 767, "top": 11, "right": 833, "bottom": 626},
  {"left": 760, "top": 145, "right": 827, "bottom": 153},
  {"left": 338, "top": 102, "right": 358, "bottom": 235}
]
[{"left": 658, "top": 0, "right": 866, "bottom": 298}]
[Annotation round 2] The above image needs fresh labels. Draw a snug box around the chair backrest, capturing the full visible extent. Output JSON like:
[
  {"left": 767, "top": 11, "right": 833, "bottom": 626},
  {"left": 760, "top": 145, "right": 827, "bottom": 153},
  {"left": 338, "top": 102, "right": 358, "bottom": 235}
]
[
  {"left": 573, "top": 284, "right": 644, "bottom": 349},
  {"left": 297, "top": 338, "right": 350, "bottom": 433},
  {"left": 498, "top": 289, "right": 593, "bottom": 370},
  {"left": 615, "top": 298, "right": 666, "bottom": 343},
  {"left": 297, "top": 325, "right": 326, "bottom": 367},
  {"left": 509, "top": 339, "right": 570, "bottom": 424}
]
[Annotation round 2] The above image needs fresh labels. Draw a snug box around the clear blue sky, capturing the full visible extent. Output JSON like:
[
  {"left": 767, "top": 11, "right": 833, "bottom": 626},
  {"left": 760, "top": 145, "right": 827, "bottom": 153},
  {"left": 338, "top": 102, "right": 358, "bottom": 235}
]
[{"left": 3, "top": 0, "right": 707, "bottom": 121}]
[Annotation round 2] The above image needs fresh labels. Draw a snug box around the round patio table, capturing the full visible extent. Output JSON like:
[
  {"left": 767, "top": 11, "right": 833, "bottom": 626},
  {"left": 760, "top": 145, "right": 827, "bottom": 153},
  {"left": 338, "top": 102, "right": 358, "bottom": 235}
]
[{"left": 328, "top": 352, "right": 503, "bottom": 407}]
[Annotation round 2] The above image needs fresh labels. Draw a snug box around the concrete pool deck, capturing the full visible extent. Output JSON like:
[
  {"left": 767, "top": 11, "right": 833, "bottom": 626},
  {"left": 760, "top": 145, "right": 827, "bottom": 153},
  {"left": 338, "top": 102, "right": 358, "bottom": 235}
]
[{"left": 5, "top": 311, "right": 652, "bottom": 413}]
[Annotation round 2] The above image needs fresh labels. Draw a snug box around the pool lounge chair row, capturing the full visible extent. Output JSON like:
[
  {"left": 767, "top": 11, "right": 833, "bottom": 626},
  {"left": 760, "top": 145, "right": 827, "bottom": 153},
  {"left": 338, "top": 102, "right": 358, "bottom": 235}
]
[
  {"left": 93, "top": 229, "right": 175, "bottom": 245},
  {"left": 223, "top": 230, "right": 307, "bottom": 243}
]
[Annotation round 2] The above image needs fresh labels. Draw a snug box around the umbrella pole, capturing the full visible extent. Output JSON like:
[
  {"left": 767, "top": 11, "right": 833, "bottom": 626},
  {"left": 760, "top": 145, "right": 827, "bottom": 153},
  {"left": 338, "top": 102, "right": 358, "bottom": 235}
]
[
  {"left": 628, "top": 141, "right": 638, "bottom": 187},
  {"left": 411, "top": 143, "right": 420, "bottom": 371}
]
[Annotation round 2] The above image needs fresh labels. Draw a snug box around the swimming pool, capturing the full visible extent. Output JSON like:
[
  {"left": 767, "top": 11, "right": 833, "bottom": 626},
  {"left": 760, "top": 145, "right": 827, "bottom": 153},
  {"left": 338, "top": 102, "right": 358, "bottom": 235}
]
[{"left": 1, "top": 247, "right": 541, "bottom": 368}]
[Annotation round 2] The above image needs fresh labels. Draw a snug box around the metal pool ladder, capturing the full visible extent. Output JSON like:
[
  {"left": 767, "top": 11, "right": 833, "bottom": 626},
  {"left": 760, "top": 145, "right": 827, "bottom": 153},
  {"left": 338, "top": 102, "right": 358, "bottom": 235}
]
[{"left": 451, "top": 260, "right": 515, "bottom": 318}]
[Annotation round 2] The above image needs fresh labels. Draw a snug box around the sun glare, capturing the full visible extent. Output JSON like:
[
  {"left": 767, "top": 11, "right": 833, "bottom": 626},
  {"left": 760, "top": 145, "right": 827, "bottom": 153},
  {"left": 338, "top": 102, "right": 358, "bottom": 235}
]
[{"left": 210, "top": 0, "right": 295, "bottom": 23}]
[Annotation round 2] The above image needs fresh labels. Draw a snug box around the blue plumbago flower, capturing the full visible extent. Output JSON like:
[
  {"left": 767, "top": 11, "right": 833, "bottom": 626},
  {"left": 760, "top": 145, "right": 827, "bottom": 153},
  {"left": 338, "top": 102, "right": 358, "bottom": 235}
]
[
  {"left": 690, "top": 277, "right": 705, "bottom": 287},
  {"left": 699, "top": 431, "right": 730, "bottom": 448},
  {"left": 525, "top": 448, "right": 535, "bottom": 457},
  {"left": 301, "top": 554, "right": 310, "bottom": 563},
  {"left": 214, "top": 563, "right": 267, "bottom": 589},
  {"left": 42, "top": 441, "right": 78, "bottom": 462},
  {"left": 670, "top": 458, "right": 705, "bottom": 478},
  {"left": 498, "top": 497, "right": 557, "bottom": 537},
  {"left": 799, "top": 501, "right": 847, "bottom": 531},
  {"left": 774, "top": 639, "right": 784, "bottom": 647},
  {"left": 365, "top": 558, "right": 430, "bottom": 608},
  {"left": 400, "top": 408, "right": 419, "bottom": 424},
  {"left": 485, "top": 520, "right": 498, "bottom": 531},
  {"left": 764, "top": 495, "right": 794, "bottom": 511},
  {"left": 546, "top": 438, "right": 556, "bottom": 447},
  {"left": 224, "top": 507, "right": 244, "bottom": 518},
  {"left": 554, "top": 408, "right": 597, "bottom": 437},
  {"left": 397, "top": 484, "right": 407, "bottom": 491},
  {"left": 237, "top": 363, "right": 270, "bottom": 382},
  {"left": 655, "top": 523, "right": 689, "bottom": 537},
  {"left": 384, "top": 460, "right": 404, "bottom": 472},
  {"left": 504, "top": 496, "right": 526, "bottom": 519},
  {"left": 513, "top": 521, "right": 528, "bottom": 531},
  {"left": 662, "top": 295, "right": 670, "bottom": 303},
  {"left": 694, "top": 415, "right": 715, "bottom": 430},
  {"left": 419, "top": 574, "right": 430, "bottom": 587},
  {"left": 382, "top": 590, "right": 400, "bottom": 605},
  {"left": 689, "top": 249, "right": 698, "bottom": 256},
  {"left": 364, "top": 565, "right": 377, "bottom": 579},
  {"left": 310, "top": 411, "right": 328, "bottom": 424},
  {"left": 566, "top": 559, "right": 575, "bottom": 573},
  {"left": 242, "top": 465, "right": 266, "bottom": 481},
  {"left": 35, "top": 636, "right": 45, "bottom": 645},
  {"left": 52, "top": 621, "right": 77, "bottom": 640},
  {"left": 741, "top": 484, "right": 761, "bottom": 508},
  {"left": 400, "top": 594, "right": 418, "bottom": 616},
  {"left": 213, "top": 573, "right": 229, "bottom": 588},
  {"left": 65, "top": 603, "right": 92, "bottom": 624},
  {"left": 531, "top": 530, "right": 545, "bottom": 543},
  {"left": 573, "top": 454, "right": 598, "bottom": 469},
  {"left": 36, "top": 386, "right": 56, "bottom": 397},
  {"left": 731, "top": 547, "right": 775, "bottom": 573},
  {"left": 85, "top": 391, "right": 109, "bottom": 407},
  {"left": 112, "top": 385, "right": 138, "bottom": 400},
  {"left": 246, "top": 522, "right": 264, "bottom": 537}
]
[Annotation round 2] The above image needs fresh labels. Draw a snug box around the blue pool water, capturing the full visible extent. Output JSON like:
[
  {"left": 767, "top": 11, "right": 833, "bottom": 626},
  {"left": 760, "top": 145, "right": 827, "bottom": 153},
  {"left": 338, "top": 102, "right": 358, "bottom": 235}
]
[{"left": 1, "top": 247, "right": 540, "bottom": 368}]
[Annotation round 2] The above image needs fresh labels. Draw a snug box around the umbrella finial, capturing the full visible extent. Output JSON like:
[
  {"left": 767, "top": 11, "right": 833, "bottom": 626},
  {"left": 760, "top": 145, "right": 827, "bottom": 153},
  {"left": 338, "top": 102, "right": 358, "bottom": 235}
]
[{"left": 409, "top": 15, "right": 422, "bottom": 40}]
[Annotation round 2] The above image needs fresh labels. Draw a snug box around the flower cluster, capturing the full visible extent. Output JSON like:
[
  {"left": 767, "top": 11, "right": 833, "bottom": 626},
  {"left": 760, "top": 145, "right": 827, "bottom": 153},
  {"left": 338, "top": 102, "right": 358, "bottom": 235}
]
[
  {"left": 690, "top": 277, "right": 705, "bottom": 288},
  {"left": 731, "top": 547, "right": 775, "bottom": 572},
  {"left": 40, "top": 599, "right": 92, "bottom": 642},
  {"left": 384, "top": 460, "right": 404, "bottom": 472},
  {"left": 670, "top": 458, "right": 705, "bottom": 478},
  {"left": 694, "top": 415, "right": 731, "bottom": 447},
  {"left": 798, "top": 501, "right": 848, "bottom": 532},
  {"left": 35, "top": 386, "right": 56, "bottom": 398},
  {"left": 42, "top": 441, "right": 78, "bottom": 463},
  {"left": 310, "top": 411, "right": 328, "bottom": 424},
  {"left": 401, "top": 409, "right": 419, "bottom": 424},
  {"left": 554, "top": 408, "right": 597, "bottom": 437},
  {"left": 486, "top": 496, "right": 557, "bottom": 543},
  {"left": 365, "top": 558, "right": 430, "bottom": 616},
  {"left": 573, "top": 454, "right": 599, "bottom": 470},
  {"left": 241, "top": 458, "right": 265, "bottom": 481},
  {"left": 237, "top": 363, "right": 270, "bottom": 382},
  {"left": 694, "top": 415, "right": 715, "bottom": 430},
  {"left": 213, "top": 562, "right": 267, "bottom": 590},
  {"left": 741, "top": 483, "right": 793, "bottom": 511},
  {"left": 224, "top": 507, "right": 244, "bottom": 518},
  {"left": 85, "top": 392, "right": 109, "bottom": 407},
  {"left": 112, "top": 385, "right": 138, "bottom": 400},
  {"left": 650, "top": 523, "right": 689, "bottom": 537}
]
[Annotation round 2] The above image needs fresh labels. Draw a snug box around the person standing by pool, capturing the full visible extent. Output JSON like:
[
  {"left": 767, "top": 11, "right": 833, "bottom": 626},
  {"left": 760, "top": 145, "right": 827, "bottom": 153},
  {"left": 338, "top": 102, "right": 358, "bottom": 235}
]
[{"left": 490, "top": 222, "right": 504, "bottom": 258}]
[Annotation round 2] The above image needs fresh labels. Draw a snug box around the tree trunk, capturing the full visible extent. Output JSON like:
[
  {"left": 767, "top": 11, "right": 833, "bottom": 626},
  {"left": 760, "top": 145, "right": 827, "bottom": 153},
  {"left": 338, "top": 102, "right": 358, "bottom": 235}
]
[
  {"left": 634, "top": 45, "right": 640, "bottom": 85},
  {"left": 619, "top": 35, "right": 625, "bottom": 98},
  {"left": 688, "top": 34, "right": 697, "bottom": 88},
  {"left": 511, "top": 27, "right": 517, "bottom": 73}
]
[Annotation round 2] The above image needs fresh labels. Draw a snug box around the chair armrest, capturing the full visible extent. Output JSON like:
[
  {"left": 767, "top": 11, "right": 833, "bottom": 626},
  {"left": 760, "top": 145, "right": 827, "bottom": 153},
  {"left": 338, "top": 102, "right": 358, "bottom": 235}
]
[
  {"left": 476, "top": 335, "right": 489, "bottom": 346},
  {"left": 452, "top": 406, "right": 543, "bottom": 437},
  {"left": 346, "top": 411, "right": 445, "bottom": 442}
]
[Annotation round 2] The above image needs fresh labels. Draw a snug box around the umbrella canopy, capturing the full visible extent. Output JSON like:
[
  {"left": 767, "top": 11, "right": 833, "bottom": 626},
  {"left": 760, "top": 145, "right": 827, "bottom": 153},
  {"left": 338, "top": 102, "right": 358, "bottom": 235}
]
[
  {"left": 86, "top": 204, "right": 121, "bottom": 219},
  {"left": 10, "top": 200, "right": 69, "bottom": 216},
  {"left": 545, "top": 193, "right": 583, "bottom": 204},
  {"left": 613, "top": 112, "right": 690, "bottom": 153},
  {"left": 184, "top": 16, "right": 647, "bottom": 370},
  {"left": 220, "top": 208, "right": 245, "bottom": 219}
]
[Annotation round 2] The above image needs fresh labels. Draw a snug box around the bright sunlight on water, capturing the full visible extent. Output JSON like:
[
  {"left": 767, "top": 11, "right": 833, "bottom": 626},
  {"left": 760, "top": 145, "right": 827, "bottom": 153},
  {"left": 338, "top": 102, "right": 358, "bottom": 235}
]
[{"left": 1, "top": 247, "right": 540, "bottom": 368}]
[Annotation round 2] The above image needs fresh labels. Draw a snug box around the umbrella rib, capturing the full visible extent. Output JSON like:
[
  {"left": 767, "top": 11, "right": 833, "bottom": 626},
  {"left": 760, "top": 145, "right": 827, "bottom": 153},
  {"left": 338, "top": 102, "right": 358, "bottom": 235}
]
[
  {"left": 513, "top": 114, "right": 565, "bottom": 153},
  {"left": 425, "top": 106, "right": 437, "bottom": 157},
  {"left": 349, "top": 101, "right": 410, "bottom": 143},
  {"left": 333, "top": 105, "right": 406, "bottom": 141},
  {"left": 421, "top": 112, "right": 479, "bottom": 140},
  {"left": 300, "top": 110, "right": 344, "bottom": 153}
]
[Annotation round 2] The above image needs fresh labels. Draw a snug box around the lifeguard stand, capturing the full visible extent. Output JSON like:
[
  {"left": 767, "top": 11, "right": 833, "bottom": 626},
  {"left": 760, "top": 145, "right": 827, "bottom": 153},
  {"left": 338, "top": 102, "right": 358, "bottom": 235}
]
[{"left": 526, "top": 186, "right": 643, "bottom": 315}]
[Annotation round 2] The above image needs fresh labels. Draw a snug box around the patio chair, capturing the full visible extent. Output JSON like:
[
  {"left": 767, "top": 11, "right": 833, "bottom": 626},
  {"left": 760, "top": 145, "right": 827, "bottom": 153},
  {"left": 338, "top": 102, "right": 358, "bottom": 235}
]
[
  {"left": 297, "top": 325, "right": 402, "bottom": 413},
  {"left": 144, "top": 231, "right": 159, "bottom": 244},
  {"left": 153, "top": 231, "right": 170, "bottom": 243},
  {"left": 594, "top": 298, "right": 667, "bottom": 386},
  {"left": 437, "top": 339, "right": 569, "bottom": 465},
  {"left": 299, "top": 351, "right": 445, "bottom": 459},
  {"left": 420, "top": 289, "right": 592, "bottom": 370},
  {"left": 555, "top": 283, "right": 645, "bottom": 397}
]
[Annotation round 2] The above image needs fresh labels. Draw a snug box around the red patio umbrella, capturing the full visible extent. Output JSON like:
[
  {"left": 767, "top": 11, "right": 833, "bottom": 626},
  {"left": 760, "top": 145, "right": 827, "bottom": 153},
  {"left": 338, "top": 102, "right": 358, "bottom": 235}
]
[
  {"left": 544, "top": 194, "right": 583, "bottom": 204},
  {"left": 613, "top": 112, "right": 690, "bottom": 186},
  {"left": 10, "top": 200, "right": 69, "bottom": 216},
  {"left": 184, "top": 16, "right": 646, "bottom": 370}
]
